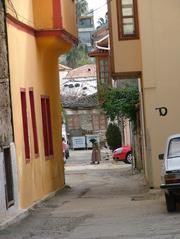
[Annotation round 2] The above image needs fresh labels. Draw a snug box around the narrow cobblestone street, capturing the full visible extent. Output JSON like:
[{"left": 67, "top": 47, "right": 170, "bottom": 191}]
[{"left": 0, "top": 150, "right": 180, "bottom": 239}]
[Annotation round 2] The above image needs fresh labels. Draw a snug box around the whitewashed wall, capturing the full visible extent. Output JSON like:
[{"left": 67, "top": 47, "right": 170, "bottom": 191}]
[
  {"left": 0, "top": 143, "right": 19, "bottom": 221},
  {"left": 0, "top": 151, "right": 6, "bottom": 218}
]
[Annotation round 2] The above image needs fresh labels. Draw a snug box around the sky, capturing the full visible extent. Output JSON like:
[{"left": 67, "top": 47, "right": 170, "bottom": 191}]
[{"left": 87, "top": 0, "right": 107, "bottom": 27}]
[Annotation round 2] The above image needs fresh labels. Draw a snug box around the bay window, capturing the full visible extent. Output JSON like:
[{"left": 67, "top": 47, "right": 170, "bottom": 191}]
[{"left": 117, "top": 0, "right": 139, "bottom": 40}]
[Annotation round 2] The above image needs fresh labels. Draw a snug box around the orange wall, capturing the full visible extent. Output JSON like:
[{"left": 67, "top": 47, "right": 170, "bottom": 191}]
[
  {"left": 138, "top": 0, "right": 180, "bottom": 187},
  {"left": 6, "top": 0, "right": 77, "bottom": 39},
  {"left": 6, "top": 0, "right": 34, "bottom": 27},
  {"left": 32, "top": 0, "right": 53, "bottom": 29},
  {"left": 61, "top": 0, "right": 77, "bottom": 36},
  {"left": 7, "top": 23, "right": 66, "bottom": 208},
  {"left": 109, "top": 0, "right": 142, "bottom": 74}
]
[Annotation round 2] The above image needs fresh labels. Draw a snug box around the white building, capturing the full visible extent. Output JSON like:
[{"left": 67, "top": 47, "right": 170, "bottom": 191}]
[{"left": 61, "top": 64, "right": 97, "bottom": 98}]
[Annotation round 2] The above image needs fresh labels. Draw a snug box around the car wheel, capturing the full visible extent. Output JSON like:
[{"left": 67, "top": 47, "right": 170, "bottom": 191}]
[
  {"left": 165, "top": 192, "right": 176, "bottom": 212},
  {"left": 124, "top": 152, "right": 132, "bottom": 164}
]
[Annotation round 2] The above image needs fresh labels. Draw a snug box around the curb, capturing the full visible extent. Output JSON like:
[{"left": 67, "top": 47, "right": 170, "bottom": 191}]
[
  {"left": 0, "top": 185, "right": 66, "bottom": 231},
  {"left": 0, "top": 209, "right": 28, "bottom": 231}
]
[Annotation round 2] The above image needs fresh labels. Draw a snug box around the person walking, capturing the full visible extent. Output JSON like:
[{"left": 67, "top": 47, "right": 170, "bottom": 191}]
[
  {"left": 90, "top": 139, "right": 101, "bottom": 164},
  {"left": 62, "top": 137, "right": 69, "bottom": 163}
]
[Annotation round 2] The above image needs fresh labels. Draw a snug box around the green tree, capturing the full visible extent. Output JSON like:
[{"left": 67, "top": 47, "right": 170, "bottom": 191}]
[
  {"left": 65, "top": 43, "right": 93, "bottom": 68},
  {"left": 96, "top": 14, "right": 108, "bottom": 29},
  {"left": 106, "top": 123, "right": 122, "bottom": 150},
  {"left": 76, "top": 0, "right": 88, "bottom": 19},
  {"left": 102, "top": 84, "right": 139, "bottom": 126},
  {"left": 60, "top": 0, "right": 93, "bottom": 68},
  {"left": 97, "top": 17, "right": 106, "bottom": 27}
]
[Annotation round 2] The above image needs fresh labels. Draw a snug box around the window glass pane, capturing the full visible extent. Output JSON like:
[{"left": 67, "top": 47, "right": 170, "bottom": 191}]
[
  {"left": 122, "top": 7, "right": 133, "bottom": 17},
  {"left": 105, "top": 73, "right": 109, "bottom": 78},
  {"left": 99, "top": 59, "right": 109, "bottom": 84},
  {"left": 79, "top": 18, "right": 92, "bottom": 28},
  {"left": 104, "top": 65, "right": 108, "bottom": 71},
  {"left": 104, "top": 61, "right": 108, "bottom": 66},
  {"left": 168, "top": 138, "right": 180, "bottom": 158},
  {"left": 123, "top": 18, "right": 134, "bottom": 24},
  {"left": 123, "top": 22, "right": 134, "bottom": 35},
  {"left": 101, "top": 79, "right": 105, "bottom": 84},
  {"left": 119, "top": 0, "right": 138, "bottom": 38},
  {"left": 100, "top": 60, "right": 104, "bottom": 66},
  {"left": 122, "top": 0, "right": 133, "bottom": 5},
  {"left": 78, "top": 32, "right": 91, "bottom": 44}
]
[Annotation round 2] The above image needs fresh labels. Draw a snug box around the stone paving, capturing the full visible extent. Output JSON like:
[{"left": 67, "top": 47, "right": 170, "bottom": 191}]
[{"left": 0, "top": 150, "right": 180, "bottom": 239}]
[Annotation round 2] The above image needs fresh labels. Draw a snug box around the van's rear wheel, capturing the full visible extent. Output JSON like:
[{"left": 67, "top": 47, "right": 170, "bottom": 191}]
[{"left": 165, "top": 192, "right": 176, "bottom": 212}]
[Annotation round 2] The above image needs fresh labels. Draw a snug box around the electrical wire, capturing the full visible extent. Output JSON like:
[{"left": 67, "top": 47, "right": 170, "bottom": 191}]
[
  {"left": 7, "top": 0, "right": 18, "bottom": 19},
  {"left": 6, "top": 0, "right": 112, "bottom": 27},
  {"left": 76, "top": 0, "right": 108, "bottom": 16},
  {"left": 87, "top": 3, "right": 107, "bottom": 16},
  {"left": 6, "top": 6, "right": 35, "bottom": 25}
]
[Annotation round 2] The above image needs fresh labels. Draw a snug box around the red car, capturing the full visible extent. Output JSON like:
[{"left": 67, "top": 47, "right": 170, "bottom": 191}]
[{"left": 113, "top": 145, "right": 133, "bottom": 164}]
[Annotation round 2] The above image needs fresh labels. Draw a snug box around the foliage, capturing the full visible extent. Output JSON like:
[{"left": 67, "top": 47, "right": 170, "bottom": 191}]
[
  {"left": 65, "top": 43, "right": 94, "bottom": 68},
  {"left": 76, "top": 0, "right": 88, "bottom": 19},
  {"left": 106, "top": 123, "right": 122, "bottom": 150},
  {"left": 60, "top": 0, "right": 93, "bottom": 68},
  {"left": 97, "top": 17, "right": 106, "bottom": 28},
  {"left": 96, "top": 14, "right": 108, "bottom": 29},
  {"left": 98, "top": 83, "right": 109, "bottom": 102},
  {"left": 102, "top": 84, "right": 139, "bottom": 125}
]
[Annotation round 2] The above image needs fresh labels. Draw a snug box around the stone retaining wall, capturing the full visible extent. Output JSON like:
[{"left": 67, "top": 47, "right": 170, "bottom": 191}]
[{"left": 0, "top": 1, "right": 13, "bottom": 148}]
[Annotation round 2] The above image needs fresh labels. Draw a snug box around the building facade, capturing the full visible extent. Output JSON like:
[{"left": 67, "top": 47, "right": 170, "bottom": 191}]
[
  {"left": 78, "top": 13, "right": 95, "bottom": 51},
  {"left": 90, "top": 24, "right": 132, "bottom": 148},
  {"left": 62, "top": 94, "right": 107, "bottom": 146},
  {"left": 108, "top": 0, "right": 180, "bottom": 187},
  {"left": 0, "top": 0, "right": 19, "bottom": 221},
  {"left": 61, "top": 64, "right": 97, "bottom": 97},
  {"left": 5, "top": 0, "right": 77, "bottom": 210},
  {"left": 90, "top": 25, "right": 111, "bottom": 89}
]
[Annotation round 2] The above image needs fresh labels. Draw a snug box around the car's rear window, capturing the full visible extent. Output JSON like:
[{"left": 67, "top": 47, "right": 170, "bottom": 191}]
[{"left": 168, "top": 137, "right": 180, "bottom": 158}]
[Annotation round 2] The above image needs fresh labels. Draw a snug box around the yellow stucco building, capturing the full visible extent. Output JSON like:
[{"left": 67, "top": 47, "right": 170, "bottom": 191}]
[
  {"left": 108, "top": 0, "right": 180, "bottom": 188},
  {"left": 5, "top": 0, "right": 77, "bottom": 208}
]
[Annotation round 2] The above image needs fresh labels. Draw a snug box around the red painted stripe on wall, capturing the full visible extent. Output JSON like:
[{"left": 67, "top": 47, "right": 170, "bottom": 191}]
[
  {"left": 52, "top": 0, "right": 63, "bottom": 29},
  {"left": 6, "top": 14, "right": 78, "bottom": 45},
  {"left": 29, "top": 89, "right": 39, "bottom": 156},
  {"left": 6, "top": 14, "right": 35, "bottom": 36},
  {"left": 20, "top": 90, "right": 30, "bottom": 161}
]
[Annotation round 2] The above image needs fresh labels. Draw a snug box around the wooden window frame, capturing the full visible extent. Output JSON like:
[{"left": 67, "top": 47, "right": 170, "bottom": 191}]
[
  {"left": 20, "top": 89, "right": 30, "bottom": 161},
  {"left": 41, "top": 96, "right": 53, "bottom": 158},
  {"left": 117, "top": 0, "right": 139, "bottom": 40},
  {"left": 29, "top": 89, "right": 39, "bottom": 157},
  {"left": 98, "top": 58, "right": 109, "bottom": 85}
]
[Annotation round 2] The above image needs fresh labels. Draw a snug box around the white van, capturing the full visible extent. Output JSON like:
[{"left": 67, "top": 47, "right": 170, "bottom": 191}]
[{"left": 160, "top": 134, "right": 180, "bottom": 212}]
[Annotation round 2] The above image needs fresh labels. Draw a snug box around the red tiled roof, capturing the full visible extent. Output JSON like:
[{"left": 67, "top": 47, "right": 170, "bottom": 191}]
[
  {"left": 65, "top": 64, "right": 96, "bottom": 79},
  {"left": 89, "top": 49, "right": 108, "bottom": 57},
  {"left": 92, "top": 25, "right": 109, "bottom": 42},
  {"left": 62, "top": 93, "right": 99, "bottom": 109},
  {"left": 59, "top": 64, "right": 72, "bottom": 71}
]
